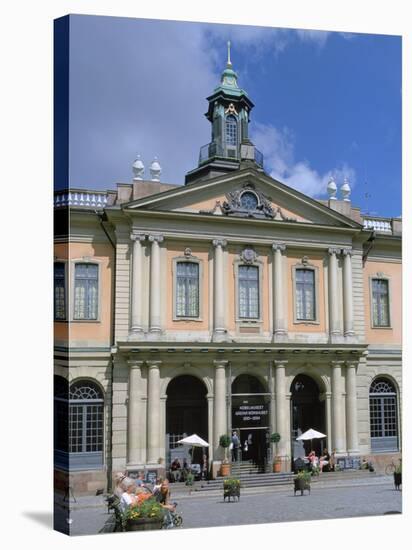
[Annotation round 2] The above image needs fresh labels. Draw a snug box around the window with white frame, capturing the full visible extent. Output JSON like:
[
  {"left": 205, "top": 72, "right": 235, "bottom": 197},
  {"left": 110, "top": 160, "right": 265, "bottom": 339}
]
[
  {"left": 54, "top": 262, "right": 66, "bottom": 320},
  {"left": 74, "top": 263, "right": 98, "bottom": 320},
  {"left": 372, "top": 278, "right": 390, "bottom": 327},
  {"left": 176, "top": 261, "right": 199, "bottom": 318},
  {"left": 295, "top": 268, "right": 316, "bottom": 321},
  {"left": 68, "top": 380, "right": 104, "bottom": 469},
  {"left": 238, "top": 264, "right": 259, "bottom": 319},
  {"left": 225, "top": 115, "right": 237, "bottom": 146},
  {"left": 369, "top": 378, "right": 398, "bottom": 452}
]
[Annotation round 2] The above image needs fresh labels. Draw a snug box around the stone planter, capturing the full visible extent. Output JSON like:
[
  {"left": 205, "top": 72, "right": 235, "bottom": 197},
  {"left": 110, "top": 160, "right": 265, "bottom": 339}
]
[
  {"left": 125, "top": 517, "right": 163, "bottom": 531},
  {"left": 394, "top": 472, "right": 402, "bottom": 490},
  {"left": 294, "top": 477, "right": 311, "bottom": 496}
]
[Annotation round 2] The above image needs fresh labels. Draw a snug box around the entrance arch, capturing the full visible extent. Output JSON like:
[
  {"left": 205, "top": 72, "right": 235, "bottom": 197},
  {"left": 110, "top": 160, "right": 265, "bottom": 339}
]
[
  {"left": 291, "top": 374, "right": 326, "bottom": 460},
  {"left": 166, "top": 375, "right": 208, "bottom": 466},
  {"left": 231, "top": 374, "right": 270, "bottom": 469}
]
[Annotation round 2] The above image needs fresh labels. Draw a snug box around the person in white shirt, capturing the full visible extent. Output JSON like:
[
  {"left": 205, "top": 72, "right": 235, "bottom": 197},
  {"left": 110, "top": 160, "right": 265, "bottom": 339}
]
[{"left": 120, "top": 478, "right": 138, "bottom": 513}]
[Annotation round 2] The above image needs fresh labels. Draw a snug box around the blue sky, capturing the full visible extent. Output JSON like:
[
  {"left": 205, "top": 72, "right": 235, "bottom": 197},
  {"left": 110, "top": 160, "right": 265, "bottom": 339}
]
[{"left": 63, "top": 15, "right": 401, "bottom": 217}]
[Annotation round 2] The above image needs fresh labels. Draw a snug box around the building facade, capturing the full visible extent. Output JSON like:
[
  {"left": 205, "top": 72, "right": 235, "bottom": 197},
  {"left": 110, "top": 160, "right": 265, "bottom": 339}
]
[{"left": 54, "top": 54, "right": 402, "bottom": 495}]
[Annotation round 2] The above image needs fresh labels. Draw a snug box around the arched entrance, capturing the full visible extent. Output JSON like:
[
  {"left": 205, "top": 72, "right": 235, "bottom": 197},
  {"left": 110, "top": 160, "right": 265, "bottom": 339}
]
[
  {"left": 291, "top": 374, "right": 326, "bottom": 461},
  {"left": 166, "top": 375, "right": 208, "bottom": 467},
  {"left": 231, "top": 374, "right": 270, "bottom": 469}
]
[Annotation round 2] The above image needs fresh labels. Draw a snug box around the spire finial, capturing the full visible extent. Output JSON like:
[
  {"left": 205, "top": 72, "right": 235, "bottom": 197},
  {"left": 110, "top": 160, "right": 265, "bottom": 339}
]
[{"left": 227, "top": 40, "right": 232, "bottom": 67}]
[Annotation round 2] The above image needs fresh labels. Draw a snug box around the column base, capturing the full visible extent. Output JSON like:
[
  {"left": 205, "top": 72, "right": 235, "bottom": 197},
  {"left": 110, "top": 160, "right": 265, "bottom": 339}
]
[
  {"left": 146, "top": 329, "right": 163, "bottom": 341},
  {"left": 128, "top": 328, "right": 145, "bottom": 340},
  {"left": 212, "top": 330, "right": 228, "bottom": 343},
  {"left": 272, "top": 331, "right": 289, "bottom": 343}
]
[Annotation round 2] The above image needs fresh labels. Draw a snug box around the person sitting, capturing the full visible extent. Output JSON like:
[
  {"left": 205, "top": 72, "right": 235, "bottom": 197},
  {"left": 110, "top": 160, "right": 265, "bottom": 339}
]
[
  {"left": 155, "top": 479, "right": 176, "bottom": 529},
  {"left": 330, "top": 448, "right": 337, "bottom": 471},
  {"left": 170, "top": 459, "right": 181, "bottom": 482},
  {"left": 135, "top": 470, "right": 146, "bottom": 487},
  {"left": 113, "top": 472, "right": 127, "bottom": 499},
  {"left": 320, "top": 449, "right": 331, "bottom": 472},
  {"left": 119, "top": 478, "right": 138, "bottom": 513},
  {"left": 307, "top": 450, "right": 319, "bottom": 472},
  {"left": 152, "top": 476, "right": 163, "bottom": 496}
]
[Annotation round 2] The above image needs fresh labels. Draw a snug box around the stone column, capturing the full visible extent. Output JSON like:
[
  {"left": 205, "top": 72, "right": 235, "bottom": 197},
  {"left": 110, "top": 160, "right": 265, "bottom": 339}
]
[
  {"left": 331, "top": 361, "right": 346, "bottom": 453},
  {"left": 346, "top": 362, "right": 359, "bottom": 454},
  {"left": 213, "top": 360, "right": 228, "bottom": 459},
  {"left": 146, "top": 360, "right": 162, "bottom": 464},
  {"left": 342, "top": 249, "right": 355, "bottom": 337},
  {"left": 130, "top": 233, "right": 146, "bottom": 334},
  {"left": 325, "top": 392, "right": 332, "bottom": 453},
  {"left": 272, "top": 242, "right": 287, "bottom": 340},
  {"left": 212, "top": 239, "right": 227, "bottom": 340},
  {"left": 148, "top": 235, "right": 164, "bottom": 333},
  {"left": 328, "top": 248, "right": 341, "bottom": 338},
  {"left": 274, "top": 360, "right": 288, "bottom": 458},
  {"left": 127, "top": 360, "right": 144, "bottom": 465}
]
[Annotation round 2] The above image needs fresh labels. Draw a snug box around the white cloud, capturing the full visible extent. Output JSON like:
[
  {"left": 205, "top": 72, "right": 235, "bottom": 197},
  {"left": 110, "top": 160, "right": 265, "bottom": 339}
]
[{"left": 251, "top": 122, "right": 356, "bottom": 197}]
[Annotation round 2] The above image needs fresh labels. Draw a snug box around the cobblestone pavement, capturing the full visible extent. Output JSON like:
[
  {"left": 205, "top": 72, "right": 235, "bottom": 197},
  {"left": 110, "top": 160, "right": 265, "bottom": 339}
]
[{"left": 65, "top": 480, "right": 401, "bottom": 536}]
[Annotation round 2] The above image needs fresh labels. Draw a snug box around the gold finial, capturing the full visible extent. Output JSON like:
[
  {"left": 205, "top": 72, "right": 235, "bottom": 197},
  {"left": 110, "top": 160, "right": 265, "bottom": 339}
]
[{"left": 227, "top": 40, "right": 232, "bottom": 67}]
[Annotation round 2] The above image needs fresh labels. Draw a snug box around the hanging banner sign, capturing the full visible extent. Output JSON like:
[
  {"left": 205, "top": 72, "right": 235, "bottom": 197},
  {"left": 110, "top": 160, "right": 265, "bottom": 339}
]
[{"left": 232, "top": 397, "right": 269, "bottom": 428}]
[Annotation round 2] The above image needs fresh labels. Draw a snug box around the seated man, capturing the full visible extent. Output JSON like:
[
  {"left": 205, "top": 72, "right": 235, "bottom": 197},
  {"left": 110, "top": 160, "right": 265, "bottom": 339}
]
[{"left": 169, "top": 459, "right": 181, "bottom": 482}]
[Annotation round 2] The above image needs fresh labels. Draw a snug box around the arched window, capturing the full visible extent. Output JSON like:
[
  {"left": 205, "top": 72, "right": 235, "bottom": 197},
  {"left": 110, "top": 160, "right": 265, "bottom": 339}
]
[
  {"left": 369, "top": 377, "right": 398, "bottom": 452},
  {"left": 225, "top": 115, "right": 237, "bottom": 146},
  {"left": 69, "top": 380, "right": 104, "bottom": 469}
]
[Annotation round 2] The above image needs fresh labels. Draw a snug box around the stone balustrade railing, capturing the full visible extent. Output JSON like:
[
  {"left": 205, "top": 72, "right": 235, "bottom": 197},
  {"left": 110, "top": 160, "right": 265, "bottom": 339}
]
[{"left": 54, "top": 190, "right": 108, "bottom": 208}]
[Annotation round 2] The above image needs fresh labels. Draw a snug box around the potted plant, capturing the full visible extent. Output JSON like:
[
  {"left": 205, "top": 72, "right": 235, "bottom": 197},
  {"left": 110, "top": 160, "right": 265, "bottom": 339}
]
[
  {"left": 270, "top": 433, "right": 282, "bottom": 473},
  {"left": 394, "top": 462, "right": 402, "bottom": 490},
  {"left": 124, "top": 497, "right": 164, "bottom": 531},
  {"left": 219, "top": 434, "right": 231, "bottom": 476},
  {"left": 223, "top": 477, "right": 241, "bottom": 502},
  {"left": 294, "top": 470, "right": 311, "bottom": 496}
]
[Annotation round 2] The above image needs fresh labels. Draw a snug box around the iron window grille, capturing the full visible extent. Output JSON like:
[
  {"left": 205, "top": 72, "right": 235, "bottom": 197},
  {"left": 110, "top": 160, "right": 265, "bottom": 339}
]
[
  {"left": 372, "top": 278, "right": 390, "bottom": 327},
  {"left": 369, "top": 378, "right": 398, "bottom": 452},
  {"left": 176, "top": 262, "right": 199, "bottom": 318},
  {"left": 74, "top": 263, "right": 98, "bottom": 320},
  {"left": 238, "top": 265, "right": 259, "bottom": 319},
  {"left": 54, "top": 262, "right": 66, "bottom": 320},
  {"left": 295, "top": 268, "right": 316, "bottom": 321}
]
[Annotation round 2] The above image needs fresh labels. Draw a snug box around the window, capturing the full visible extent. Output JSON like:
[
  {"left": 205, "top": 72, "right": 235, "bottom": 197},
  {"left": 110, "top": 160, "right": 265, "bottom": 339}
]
[
  {"left": 295, "top": 268, "right": 316, "bottom": 321},
  {"left": 54, "top": 262, "right": 66, "bottom": 320},
  {"left": 68, "top": 381, "right": 104, "bottom": 469},
  {"left": 74, "top": 263, "right": 98, "bottom": 320},
  {"left": 369, "top": 378, "right": 398, "bottom": 452},
  {"left": 238, "top": 265, "right": 259, "bottom": 319},
  {"left": 225, "top": 115, "right": 237, "bottom": 146},
  {"left": 372, "top": 278, "right": 390, "bottom": 327},
  {"left": 240, "top": 191, "right": 258, "bottom": 210},
  {"left": 176, "top": 262, "right": 199, "bottom": 318}
]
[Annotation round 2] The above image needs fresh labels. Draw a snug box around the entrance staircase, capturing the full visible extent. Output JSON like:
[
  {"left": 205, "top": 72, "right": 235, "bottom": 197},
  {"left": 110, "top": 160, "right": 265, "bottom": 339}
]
[{"left": 196, "top": 461, "right": 294, "bottom": 492}]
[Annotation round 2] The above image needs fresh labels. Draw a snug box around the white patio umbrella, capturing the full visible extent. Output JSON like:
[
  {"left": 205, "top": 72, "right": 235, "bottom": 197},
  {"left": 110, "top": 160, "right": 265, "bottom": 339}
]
[
  {"left": 177, "top": 434, "right": 209, "bottom": 464},
  {"left": 296, "top": 428, "right": 326, "bottom": 453}
]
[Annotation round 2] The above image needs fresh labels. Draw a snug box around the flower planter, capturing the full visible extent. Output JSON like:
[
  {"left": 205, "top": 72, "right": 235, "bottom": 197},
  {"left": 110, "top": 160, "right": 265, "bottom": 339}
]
[
  {"left": 273, "top": 459, "right": 282, "bottom": 473},
  {"left": 294, "top": 478, "right": 311, "bottom": 496},
  {"left": 125, "top": 517, "right": 164, "bottom": 531},
  {"left": 394, "top": 472, "right": 402, "bottom": 490},
  {"left": 224, "top": 486, "right": 240, "bottom": 502},
  {"left": 220, "top": 463, "right": 231, "bottom": 477}
]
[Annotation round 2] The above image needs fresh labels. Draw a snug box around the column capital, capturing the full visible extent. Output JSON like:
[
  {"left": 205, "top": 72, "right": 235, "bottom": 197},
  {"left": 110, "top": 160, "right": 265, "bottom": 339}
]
[
  {"left": 213, "top": 359, "right": 229, "bottom": 368},
  {"left": 127, "top": 359, "right": 144, "bottom": 369},
  {"left": 328, "top": 247, "right": 341, "bottom": 256},
  {"left": 130, "top": 232, "right": 146, "bottom": 242},
  {"left": 146, "top": 360, "right": 162, "bottom": 369},
  {"left": 148, "top": 234, "right": 164, "bottom": 243},
  {"left": 272, "top": 242, "right": 286, "bottom": 252},
  {"left": 212, "top": 238, "right": 227, "bottom": 248},
  {"left": 345, "top": 361, "right": 359, "bottom": 369},
  {"left": 331, "top": 360, "right": 345, "bottom": 368},
  {"left": 342, "top": 248, "right": 353, "bottom": 257},
  {"left": 274, "top": 360, "right": 288, "bottom": 367}
]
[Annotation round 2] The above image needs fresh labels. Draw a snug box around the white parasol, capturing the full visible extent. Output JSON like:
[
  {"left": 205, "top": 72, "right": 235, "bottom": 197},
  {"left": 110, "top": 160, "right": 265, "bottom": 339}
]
[
  {"left": 177, "top": 434, "right": 209, "bottom": 464},
  {"left": 296, "top": 429, "right": 326, "bottom": 453}
]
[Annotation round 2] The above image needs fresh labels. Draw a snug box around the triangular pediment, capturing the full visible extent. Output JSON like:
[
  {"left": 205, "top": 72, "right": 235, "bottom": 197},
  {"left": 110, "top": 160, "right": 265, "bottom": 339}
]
[{"left": 123, "top": 169, "right": 361, "bottom": 229}]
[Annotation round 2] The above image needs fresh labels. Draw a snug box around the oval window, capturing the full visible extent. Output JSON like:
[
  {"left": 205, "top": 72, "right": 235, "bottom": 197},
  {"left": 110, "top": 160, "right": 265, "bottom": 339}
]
[{"left": 240, "top": 191, "right": 258, "bottom": 210}]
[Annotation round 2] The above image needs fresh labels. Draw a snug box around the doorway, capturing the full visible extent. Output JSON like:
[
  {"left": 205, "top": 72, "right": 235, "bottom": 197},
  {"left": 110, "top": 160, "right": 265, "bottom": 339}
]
[
  {"left": 290, "top": 374, "right": 325, "bottom": 461},
  {"left": 166, "top": 375, "right": 208, "bottom": 466}
]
